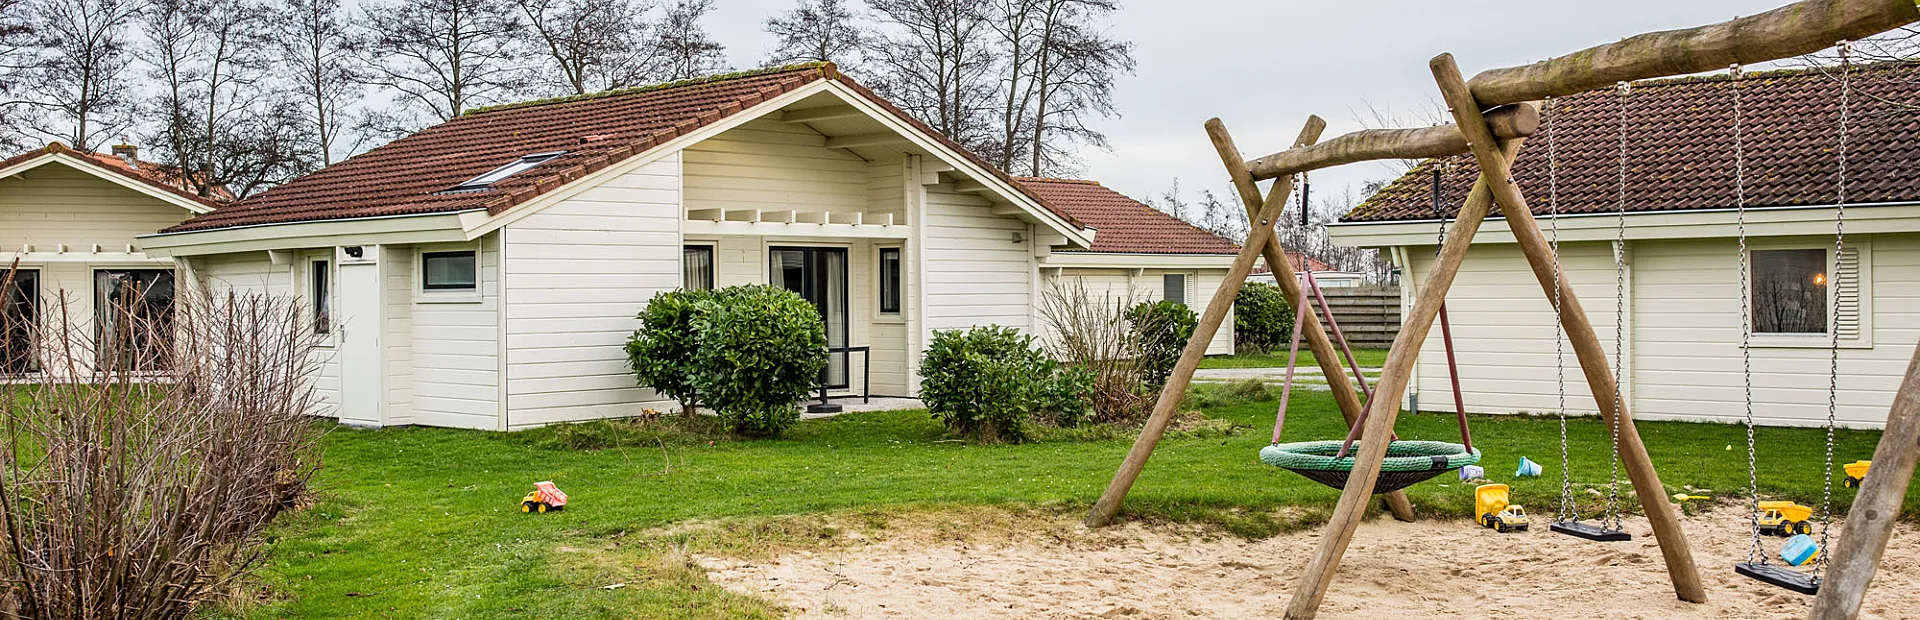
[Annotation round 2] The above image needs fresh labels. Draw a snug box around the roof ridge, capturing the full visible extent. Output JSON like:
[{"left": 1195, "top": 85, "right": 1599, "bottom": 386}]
[
  {"left": 465, "top": 62, "right": 836, "bottom": 116},
  {"left": 1016, "top": 176, "right": 1101, "bottom": 185}
]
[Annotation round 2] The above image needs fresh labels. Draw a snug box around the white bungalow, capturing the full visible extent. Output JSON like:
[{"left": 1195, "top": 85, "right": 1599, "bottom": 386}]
[
  {"left": 1330, "top": 63, "right": 1920, "bottom": 429},
  {"left": 136, "top": 64, "right": 1237, "bottom": 430}
]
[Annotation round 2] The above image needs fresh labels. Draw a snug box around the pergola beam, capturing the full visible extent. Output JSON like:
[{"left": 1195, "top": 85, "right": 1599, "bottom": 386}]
[
  {"left": 1466, "top": 0, "right": 1920, "bottom": 107},
  {"left": 1246, "top": 103, "right": 1537, "bottom": 181}
]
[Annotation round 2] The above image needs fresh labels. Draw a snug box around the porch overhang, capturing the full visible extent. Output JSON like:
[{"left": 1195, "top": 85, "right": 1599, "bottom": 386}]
[{"left": 1040, "top": 252, "right": 1238, "bottom": 269}]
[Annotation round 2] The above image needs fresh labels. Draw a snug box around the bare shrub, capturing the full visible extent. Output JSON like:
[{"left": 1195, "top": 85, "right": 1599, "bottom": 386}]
[
  {"left": 1036, "top": 278, "right": 1153, "bottom": 424},
  {"left": 0, "top": 269, "right": 324, "bottom": 619}
]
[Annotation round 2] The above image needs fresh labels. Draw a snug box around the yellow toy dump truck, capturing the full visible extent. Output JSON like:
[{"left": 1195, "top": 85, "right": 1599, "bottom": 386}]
[
  {"left": 1475, "top": 484, "right": 1530, "bottom": 533},
  {"left": 520, "top": 481, "right": 568, "bottom": 514},
  {"left": 1843, "top": 460, "right": 1871, "bottom": 488},
  {"left": 1757, "top": 500, "right": 1813, "bottom": 536}
]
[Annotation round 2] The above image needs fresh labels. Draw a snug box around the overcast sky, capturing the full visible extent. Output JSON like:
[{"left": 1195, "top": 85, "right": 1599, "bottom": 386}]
[{"left": 703, "top": 0, "right": 1803, "bottom": 209}]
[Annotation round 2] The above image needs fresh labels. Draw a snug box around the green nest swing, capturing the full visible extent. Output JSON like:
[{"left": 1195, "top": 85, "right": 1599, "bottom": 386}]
[{"left": 1261, "top": 440, "right": 1481, "bottom": 494}]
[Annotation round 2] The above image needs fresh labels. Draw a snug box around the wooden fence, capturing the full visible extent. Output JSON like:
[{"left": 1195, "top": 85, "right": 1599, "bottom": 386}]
[{"left": 1317, "top": 286, "right": 1400, "bottom": 349}]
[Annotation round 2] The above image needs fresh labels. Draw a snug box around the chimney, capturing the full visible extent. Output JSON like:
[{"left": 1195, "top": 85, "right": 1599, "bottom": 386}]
[{"left": 111, "top": 142, "right": 137, "bottom": 164}]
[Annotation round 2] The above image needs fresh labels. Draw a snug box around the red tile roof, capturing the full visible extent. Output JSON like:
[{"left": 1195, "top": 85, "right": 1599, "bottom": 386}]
[
  {"left": 163, "top": 63, "right": 1083, "bottom": 233},
  {"left": 1014, "top": 177, "right": 1236, "bottom": 254},
  {"left": 0, "top": 142, "right": 226, "bottom": 208},
  {"left": 1345, "top": 61, "right": 1920, "bottom": 223}
]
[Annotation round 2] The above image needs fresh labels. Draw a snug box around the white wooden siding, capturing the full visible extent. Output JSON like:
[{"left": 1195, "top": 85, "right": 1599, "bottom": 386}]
[
  {"left": 1402, "top": 241, "right": 1618, "bottom": 417},
  {"left": 683, "top": 119, "right": 902, "bottom": 220},
  {"left": 0, "top": 162, "right": 193, "bottom": 250},
  {"left": 382, "top": 246, "right": 415, "bottom": 426},
  {"left": 194, "top": 252, "right": 343, "bottom": 418},
  {"left": 503, "top": 156, "right": 681, "bottom": 428},
  {"left": 921, "top": 180, "right": 1032, "bottom": 333},
  {"left": 1400, "top": 234, "right": 1919, "bottom": 429},
  {"left": 409, "top": 235, "right": 503, "bottom": 430}
]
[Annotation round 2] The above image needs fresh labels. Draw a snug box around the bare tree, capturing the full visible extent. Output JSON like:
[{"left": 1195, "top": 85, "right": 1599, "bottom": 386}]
[
  {"left": 866, "top": 0, "right": 997, "bottom": 153},
  {"left": 763, "top": 0, "right": 866, "bottom": 67},
  {"left": 361, "top": 0, "right": 528, "bottom": 128},
  {"left": 0, "top": 0, "right": 42, "bottom": 152},
  {"left": 1142, "top": 177, "right": 1189, "bottom": 222},
  {"left": 272, "top": 0, "right": 366, "bottom": 167},
  {"left": 517, "top": 0, "right": 659, "bottom": 94},
  {"left": 1001, "top": 0, "right": 1130, "bottom": 176},
  {"left": 10, "top": 0, "right": 140, "bottom": 152},
  {"left": 646, "top": 0, "right": 726, "bottom": 81}
]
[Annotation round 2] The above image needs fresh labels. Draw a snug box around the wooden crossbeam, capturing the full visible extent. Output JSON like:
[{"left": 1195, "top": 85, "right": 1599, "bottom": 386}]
[
  {"left": 1246, "top": 104, "right": 1537, "bottom": 181},
  {"left": 825, "top": 132, "right": 906, "bottom": 149},
  {"left": 1466, "top": 0, "right": 1920, "bottom": 108},
  {"left": 1084, "top": 118, "right": 1323, "bottom": 528},
  {"left": 1207, "top": 117, "right": 1416, "bottom": 522},
  {"left": 779, "top": 105, "right": 863, "bottom": 123},
  {"left": 1809, "top": 343, "right": 1920, "bottom": 619}
]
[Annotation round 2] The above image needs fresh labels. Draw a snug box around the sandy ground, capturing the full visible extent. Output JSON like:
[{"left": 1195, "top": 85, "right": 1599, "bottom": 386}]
[{"left": 701, "top": 510, "right": 1920, "bottom": 619}]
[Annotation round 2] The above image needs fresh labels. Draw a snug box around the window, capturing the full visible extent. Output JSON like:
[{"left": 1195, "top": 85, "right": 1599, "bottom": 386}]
[
  {"left": 1163, "top": 273, "right": 1188, "bottom": 305},
  {"left": 878, "top": 247, "right": 901, "bottom": 314},
  {"left": 1752, "top": 248, "right": 1826, "bottom": 334},
  {"left": 450, "top": 151, "right": 566, "bottom": 191},
  {"left": 311, "top": 260, "right": 331, "bottom": 334},
  {"left": 422, "top": 250, "right": 478, "bottom": 291},
  {"left": 683, "top": 245, "right": 714, "bottom": 291},
  {"left": 95, "top": 269, "right": 175, "bottom": 371},
  {"left": 2, "top": 269, "right": 38, "bottom": 374}
]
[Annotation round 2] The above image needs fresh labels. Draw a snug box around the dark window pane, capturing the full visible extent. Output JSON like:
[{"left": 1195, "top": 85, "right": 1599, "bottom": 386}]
[
  {"left": 312, "top": 260, "right": 331, "bottom": 334},
  {"left": 422, "top": 251, "right": 478, "bottom": 291},
  {"left": 95, "top": 269, "right": 175, "bottom": 371},
  {"left": 1752, "top": 249, "right": 1826, "bottom": 334},
  {"left": 879, "top": 248, "right": 901, "bottom": 313},
  {"left": 2, "top": 269, "right": 38, "bottom": 374},
  {"left": 683, "top": 245, "right": 714, "bottom": 291},
  {"left": 1163, "top": 273, "right": 1186, "bottom": 305}
]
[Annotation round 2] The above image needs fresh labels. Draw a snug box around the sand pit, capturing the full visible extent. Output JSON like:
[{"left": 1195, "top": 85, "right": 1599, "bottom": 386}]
[{"left": 701, "top": 510, "right": 1920, "bottom": 618}]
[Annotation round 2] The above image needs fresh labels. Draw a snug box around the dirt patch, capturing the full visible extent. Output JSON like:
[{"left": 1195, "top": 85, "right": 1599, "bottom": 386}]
[{"left": 700, "top": 509, "right": 1920, "bottom": 618}]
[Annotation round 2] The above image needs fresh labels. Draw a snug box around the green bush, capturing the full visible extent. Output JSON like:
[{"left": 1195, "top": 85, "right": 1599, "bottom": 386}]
[
  {"left": 626, "top": 289, "right": 713, "bottom": 412},
  {"left": 689, "top": 285, "right": 829, "bottom": 437},
  {"left": 1126, "top": 300, "right": 1198, "bottom": 390},
  {"left": 1234, "top": 281, "right": 1294, "bottom": 354},
  {"left": 919, "top": 326, "right": 1090, "bottom": 442}
]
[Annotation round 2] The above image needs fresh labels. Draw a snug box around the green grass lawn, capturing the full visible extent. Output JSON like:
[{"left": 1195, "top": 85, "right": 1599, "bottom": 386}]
[
  {"left": 1199, "top": 348, "right": 1389, "bottom": 369},
  {"left": 249, "top": 391, "right": 1911, "bottom": 618}
]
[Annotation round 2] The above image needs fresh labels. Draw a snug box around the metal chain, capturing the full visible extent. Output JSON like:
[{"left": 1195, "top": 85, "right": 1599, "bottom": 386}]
[
  {"left": 1606, "top": 81, "right": 1629, "bottom": 531},
  {"left": 1731, "top": 63, "right": 1765, "bottom": 566},
  {"left": 1545, "top": 96, "right": 1574, "bottom": 524},
  {"left": 1815, "top": 41, "right": 1851, "bottom": 580}
]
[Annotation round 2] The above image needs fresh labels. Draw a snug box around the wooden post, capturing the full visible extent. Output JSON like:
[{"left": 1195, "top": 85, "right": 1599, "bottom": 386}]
[
  {"left": 1084, "top": 126, "right": 1311, "bottom": 528},
  {"left": 1245, "top": 104, "right": 1537, "bottom": 181},
  {"left": 1282, "top": 138, "right": 1522, "bottom": 619},
  {"left": 1207, "top": 117, "right": 1417, "bottom": 522},
  {"left": 1430, "top": 52, "right": 1706, "bottom": 604},
  {"left": 1808, "top": 343, "right": 1920, "bottom": 620},
  {"left": 1464, "top": 0, "right": 1920, "bottom": 107}
]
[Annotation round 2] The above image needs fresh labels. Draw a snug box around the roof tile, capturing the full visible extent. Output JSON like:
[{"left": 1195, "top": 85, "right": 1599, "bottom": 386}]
[{"left": 1013, "top": 177, "right": 1236, "bottom": 254}]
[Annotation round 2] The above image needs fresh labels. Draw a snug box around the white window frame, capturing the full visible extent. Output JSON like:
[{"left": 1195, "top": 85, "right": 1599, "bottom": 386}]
[
  {"left": 304, "top": 252, "right": 335, "bottom": 346},
  {"left": 416, "top": 242, "right": 484, "bottom": 304},
  {"left": 682, "top": 243, "right": 715, "bottom": 291},
  {"left": 876, "top": 246, "right": 904, "bottom": 320},
  {"left": 1162, "top": 272, "right": 1193, "bottom": 306},
  {"left": 1747, "top": 236, "right": 1872, "bottom": 349}
]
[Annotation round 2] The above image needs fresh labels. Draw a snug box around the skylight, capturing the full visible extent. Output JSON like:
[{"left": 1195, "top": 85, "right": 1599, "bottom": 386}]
[{"left": 451, "top": 151, "right": 567, "bottom": 191}]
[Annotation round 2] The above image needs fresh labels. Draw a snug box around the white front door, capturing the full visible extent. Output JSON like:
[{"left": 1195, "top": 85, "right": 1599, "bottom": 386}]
[{"left": 336, "top": 255, "right": 383, "bottom": 425}]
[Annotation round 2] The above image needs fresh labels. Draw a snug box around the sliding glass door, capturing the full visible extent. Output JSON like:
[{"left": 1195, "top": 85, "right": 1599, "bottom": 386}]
[{"left": 770, "top": 247, "right": 848, "bottom": 388}]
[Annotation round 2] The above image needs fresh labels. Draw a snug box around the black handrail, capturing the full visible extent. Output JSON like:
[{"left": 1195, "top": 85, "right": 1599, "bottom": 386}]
[{"left": 806, "top": 346, "right": 871, "bottom": 413}]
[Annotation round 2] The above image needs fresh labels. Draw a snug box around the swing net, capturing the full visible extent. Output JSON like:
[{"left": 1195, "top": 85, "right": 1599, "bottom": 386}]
[{"left": 1261, "top": 440, "right": 1480, "bottom": 494}]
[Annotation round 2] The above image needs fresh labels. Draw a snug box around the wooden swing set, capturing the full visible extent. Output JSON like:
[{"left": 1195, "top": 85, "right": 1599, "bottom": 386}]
[{"left": 1082, "top": 1, "right": 1920, "bottom": 618}]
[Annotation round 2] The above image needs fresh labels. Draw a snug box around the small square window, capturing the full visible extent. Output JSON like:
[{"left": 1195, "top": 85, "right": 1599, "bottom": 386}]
[
  {"left": 1752, "top": 248, "right": 1826, "bottom": 334},
  {"left": 422, "top": 250, "right": 478, "bottom": 291},
  {"left": 1163, "top": 273, "right": 1187, "bottom": 305},
  {"left": 879, "top": 248, "right": 901, "bottom": 314}
]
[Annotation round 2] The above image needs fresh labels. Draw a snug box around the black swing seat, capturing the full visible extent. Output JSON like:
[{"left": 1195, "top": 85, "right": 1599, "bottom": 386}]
[
  {"left": 1735, "top": 562, "right": 1820, "bottom": 595},
  {"left": 1550, "top": 521, "right": 1632, "bottom": 542}
]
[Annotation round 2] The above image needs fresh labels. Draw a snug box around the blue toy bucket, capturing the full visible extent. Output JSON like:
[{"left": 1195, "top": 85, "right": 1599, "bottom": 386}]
[
  {"left": 1782, "top": 534, "right": 1821, "bottom": 566},
  {"left": 1514, "top": 456, "right": 1543, "bottom": 478}
]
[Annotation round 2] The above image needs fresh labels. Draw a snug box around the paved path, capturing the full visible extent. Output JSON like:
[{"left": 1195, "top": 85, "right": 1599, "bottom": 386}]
[{"left": 1193, "top": 366, "right": 1383, "bottom": 389}]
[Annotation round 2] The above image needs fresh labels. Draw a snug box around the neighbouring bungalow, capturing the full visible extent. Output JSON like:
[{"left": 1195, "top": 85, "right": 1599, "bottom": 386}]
[
  {"left": 1, "top": 142, "right": 224, "bottom": 373},
  {"left": 135, "top": 63, "right": 1238, "bottom": 430},
  {"left": 1330, "top": 62, "right": 1920, "bottom": 429}
]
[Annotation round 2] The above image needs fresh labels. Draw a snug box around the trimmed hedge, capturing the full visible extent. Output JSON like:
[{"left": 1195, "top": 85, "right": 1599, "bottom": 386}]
[
  {"left": 919, "top": 326, "right": 1091, "bottom": 442},
  {"left": 1234, "top": 281, "right": 1294, "bottom": 354}
]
